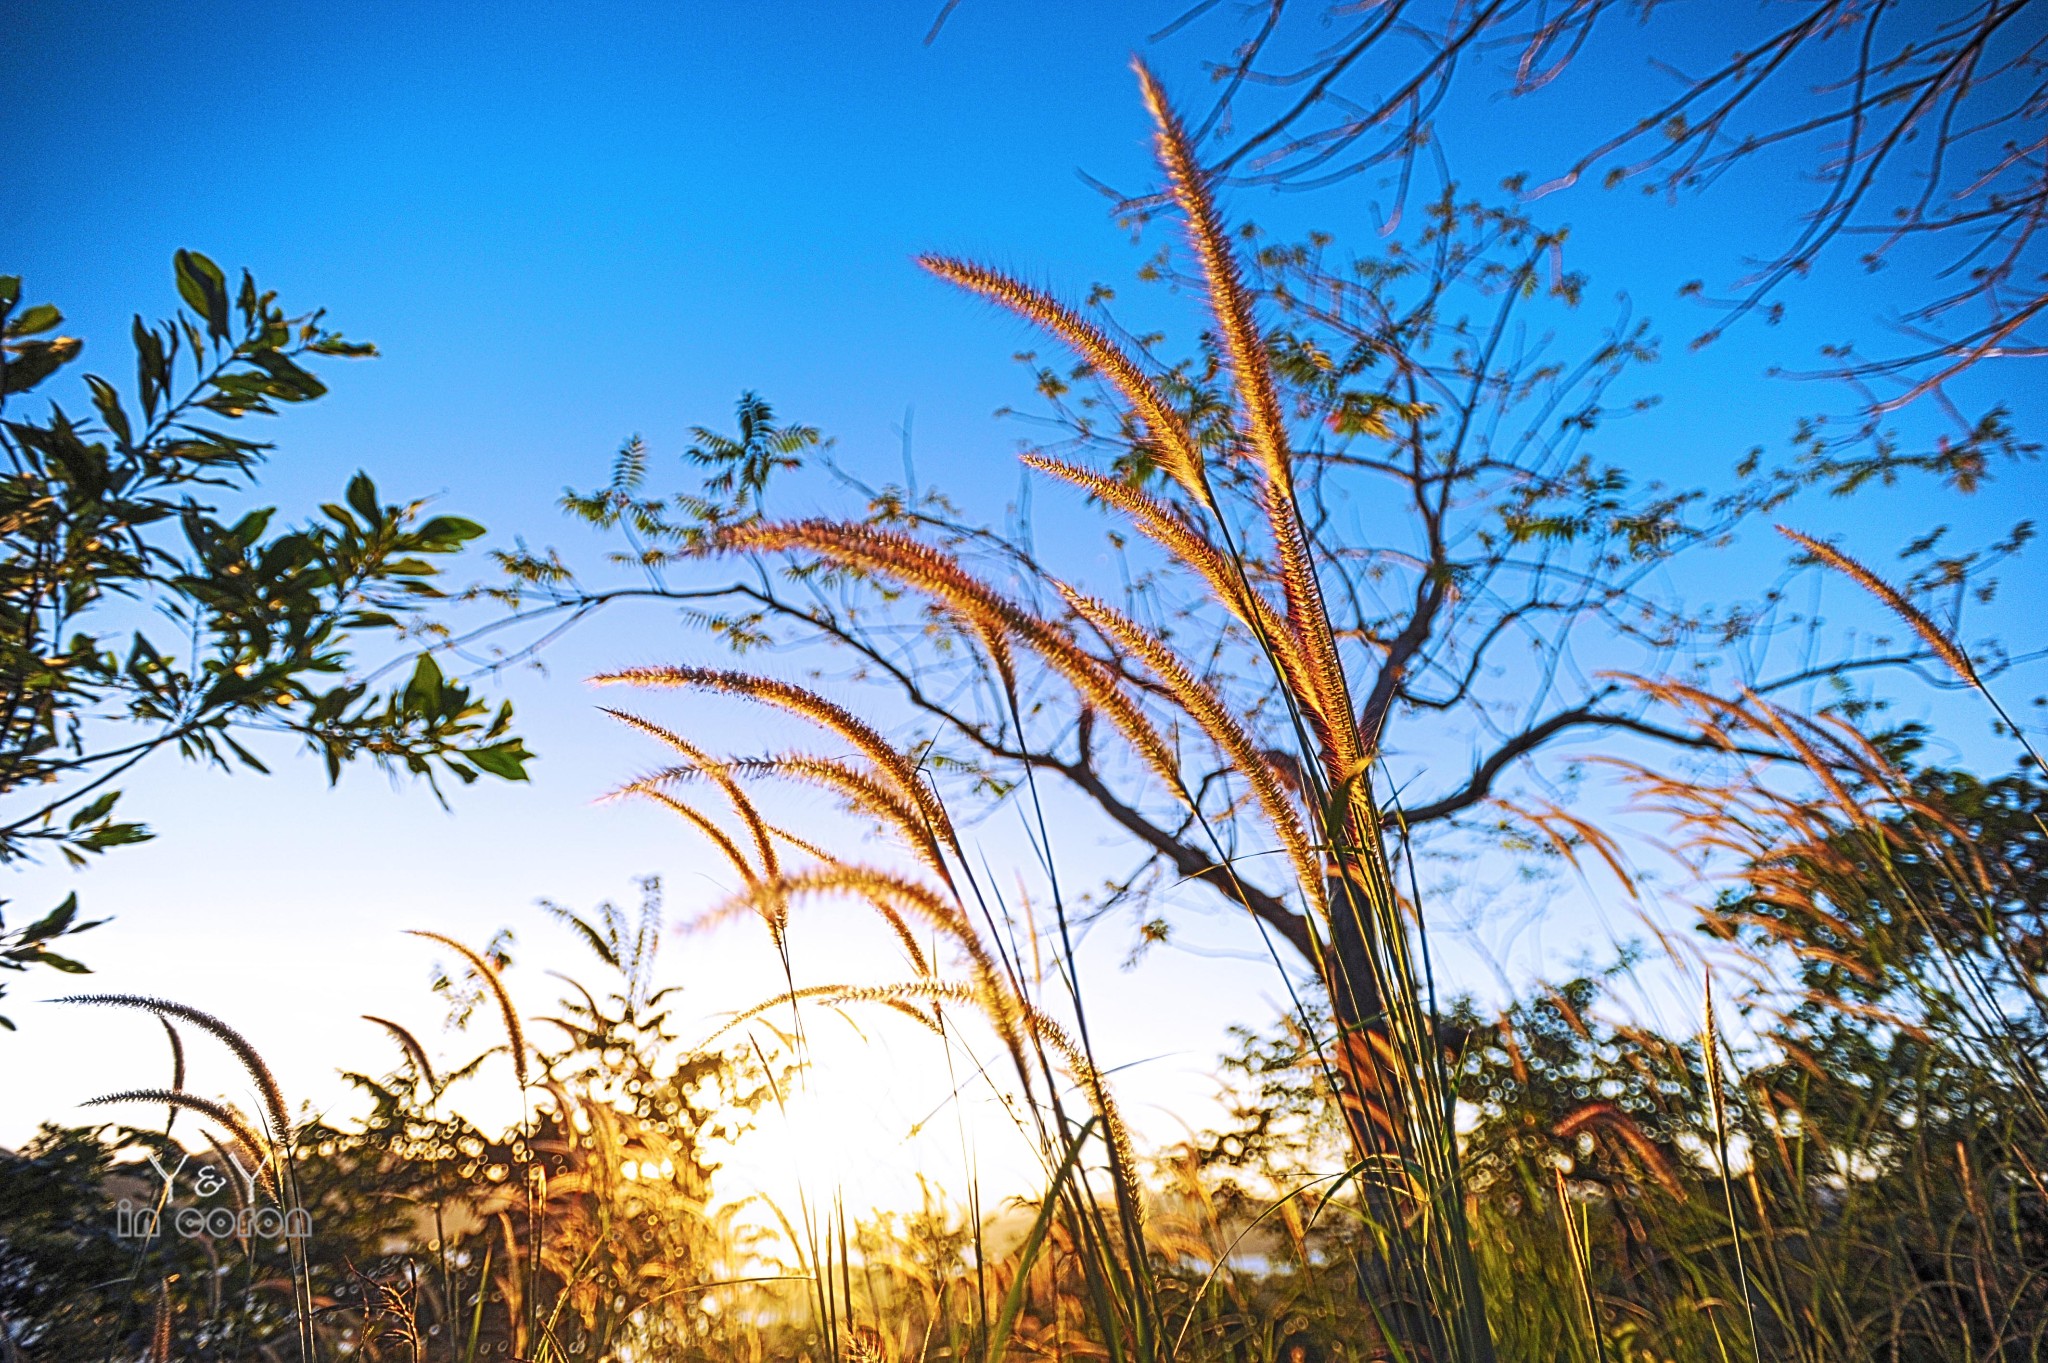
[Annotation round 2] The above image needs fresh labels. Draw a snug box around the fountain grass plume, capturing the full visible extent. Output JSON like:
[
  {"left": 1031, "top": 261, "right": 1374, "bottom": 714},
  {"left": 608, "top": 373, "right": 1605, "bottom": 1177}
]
[
  {"left": 364, "top": 1014, "right": 439, "bottom": 1092},
  {"left": 61, "top": 993, "right": 291, "bottom": 1145},
  {"left": 84, "top": 1088, "right": 269, "bottom": 1180},
  {"left": 408, "top": 931, "right": 528, "bottom": 1088}
]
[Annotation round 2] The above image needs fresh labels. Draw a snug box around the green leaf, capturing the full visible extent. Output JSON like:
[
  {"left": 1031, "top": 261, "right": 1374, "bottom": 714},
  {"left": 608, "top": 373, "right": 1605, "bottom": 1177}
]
[
  {"left": 15, "top": 894, "right": 81, "bottom": 945},
  {"left": 75, "top": 821, "right": 152, "bottom": 852},
  {"left": 346, "top": 471, "right": 382, "bottom": 524},
  {"left": 415, "top": 515, "right": 486, "bottom": 548},
  {"left": 406, "top": 652, "right": 445, "bottom": 711},
  {"left": 5, "top": 303, "right": 62, "bottom": 337},
  {"left": 0, "top": 258, "right": 521, "bottom": 875},
  {"left": 464, "top": 740, "right": 533, "bottom": 782},
  {"left": 1, "top": 336, "right": 83, "bottom": 394},
  {"left": 83, "top": 374, "right": 133, "bottom": 445},
  {"left": 230, "top": 507, "right": 277, "bottom": 543},
  {"left": 132, "top": 317, "right": 168, "bottom": 420},
  {"left": 306, "top": 335, "right": 377, "bottom": 358},
  {"left": 173, "top": 249, "right": 231, "bottom": 341},
  {"left": 249, "top": 348, "right": 327, "bottom": 400},
  {"left": 67, "top": 793, "right": 121, "bottom": 831}
]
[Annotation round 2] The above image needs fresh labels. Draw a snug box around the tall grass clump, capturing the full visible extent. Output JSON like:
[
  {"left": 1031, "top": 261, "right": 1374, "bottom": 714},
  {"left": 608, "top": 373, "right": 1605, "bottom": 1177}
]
[{"left": 593, "top": 59, "right": 1497, "bottom": 1361}]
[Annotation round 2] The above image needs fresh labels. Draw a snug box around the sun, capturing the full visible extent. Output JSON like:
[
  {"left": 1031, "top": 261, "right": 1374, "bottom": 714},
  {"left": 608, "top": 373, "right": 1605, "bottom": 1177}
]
[{"left": 707, "top": 997, "right": 1055, "bottom": 1237}]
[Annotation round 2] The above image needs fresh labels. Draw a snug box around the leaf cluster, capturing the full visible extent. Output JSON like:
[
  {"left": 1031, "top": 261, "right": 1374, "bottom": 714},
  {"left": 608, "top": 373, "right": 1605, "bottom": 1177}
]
[{"left": 0, "top": 255, "right": 531, "bottom": 1015}]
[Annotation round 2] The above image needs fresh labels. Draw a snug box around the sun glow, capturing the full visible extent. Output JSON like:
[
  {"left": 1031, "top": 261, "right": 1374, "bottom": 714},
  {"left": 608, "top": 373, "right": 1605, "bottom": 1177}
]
[{"left": 708, "top": 999, "right": 1056, "bottom": 1239}]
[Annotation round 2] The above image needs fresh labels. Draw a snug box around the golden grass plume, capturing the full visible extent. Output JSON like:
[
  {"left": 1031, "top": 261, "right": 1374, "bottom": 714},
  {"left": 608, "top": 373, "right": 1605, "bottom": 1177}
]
[
  {"left": 714, "top": 519, "right": 1187, "bottom": 791},
  {"left": 920, "top": 257, "right": 1212, "bottom": 507},
  {"left": 600, "top": 708, "right": 781, "bottom": 882},
  {"left": 1777, "top": 524, "right": 1979, "bottom": 685},
  {"left": 1057, "top": 581, "right": 1326, "bottom": 910},
  {"left": 364, "top": 1014, "right": 439, "bottom": 1092},
  {"left": 1132, "top": 61, "right": 1359, "bottom": 768},
  {"left": 61, "top": 993, "right": 291, "bottom": 1145},
  {"left": 407, "top": 931, "right": 528, "bottom": 1088},
  {"left": 716, "top": 866, "right": 1018, "bottom": 1055},
  {"left": 84, "top": 1088, "right": 270, "bottom": 1178},
  {"left": 596, "top": 665, "right": 959, "bottom": 859}
]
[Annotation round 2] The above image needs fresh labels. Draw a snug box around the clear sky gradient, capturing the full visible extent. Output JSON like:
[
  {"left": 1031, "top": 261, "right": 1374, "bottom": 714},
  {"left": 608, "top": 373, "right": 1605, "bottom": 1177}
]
[{"left": 6, "top": 2, "right": 2041, "bottom": 1207}]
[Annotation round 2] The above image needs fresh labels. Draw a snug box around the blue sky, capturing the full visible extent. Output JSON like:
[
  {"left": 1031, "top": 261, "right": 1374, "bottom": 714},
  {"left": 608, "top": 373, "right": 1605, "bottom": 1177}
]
[{"left": 6, "top": 2, "right": 2041, "bottom": 1194}]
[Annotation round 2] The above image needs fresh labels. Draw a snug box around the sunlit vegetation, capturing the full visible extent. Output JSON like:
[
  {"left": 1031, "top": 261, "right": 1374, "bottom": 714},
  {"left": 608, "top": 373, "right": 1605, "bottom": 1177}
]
[
  {"left": 6, "top": 727, "right": 2040, "bottom": 1359},
  {"left": 3, "top": 46, "right": 2043, "bottom": 1363}
]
